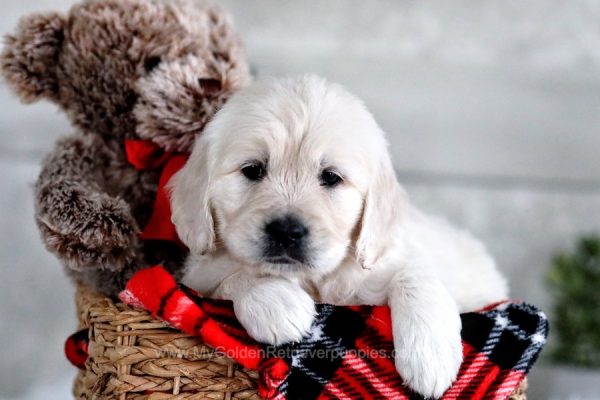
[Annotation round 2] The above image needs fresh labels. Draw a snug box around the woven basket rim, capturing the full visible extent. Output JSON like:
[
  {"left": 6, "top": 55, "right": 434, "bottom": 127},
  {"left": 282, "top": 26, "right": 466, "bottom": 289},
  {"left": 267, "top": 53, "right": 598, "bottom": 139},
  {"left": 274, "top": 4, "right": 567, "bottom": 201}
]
[{"left": 72, "top": 284, "right": 527, "bottom": 399}]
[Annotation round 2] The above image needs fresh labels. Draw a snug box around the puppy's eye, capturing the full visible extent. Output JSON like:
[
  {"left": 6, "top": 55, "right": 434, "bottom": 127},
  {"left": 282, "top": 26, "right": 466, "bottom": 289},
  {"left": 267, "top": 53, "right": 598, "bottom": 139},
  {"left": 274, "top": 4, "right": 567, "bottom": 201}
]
[
  {"left": 241, "top": 163, "right": 266, "bottom": 181},
  {"left": 144, "top": 56, "right": 162, "bottom": 72},
  {"left": 320, "top": 169, "right": 343, "bottom": 187}
]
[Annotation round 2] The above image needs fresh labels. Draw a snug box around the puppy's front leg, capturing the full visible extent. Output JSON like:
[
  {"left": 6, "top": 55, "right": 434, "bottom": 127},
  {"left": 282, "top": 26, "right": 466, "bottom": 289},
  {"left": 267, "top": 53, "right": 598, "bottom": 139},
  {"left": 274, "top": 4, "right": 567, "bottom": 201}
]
[
  {"left": 216, "top": 272, "right": 316, "bottom": 345},
  {"left": 389, "top": 270, "right": 463, "bottom": 398}
]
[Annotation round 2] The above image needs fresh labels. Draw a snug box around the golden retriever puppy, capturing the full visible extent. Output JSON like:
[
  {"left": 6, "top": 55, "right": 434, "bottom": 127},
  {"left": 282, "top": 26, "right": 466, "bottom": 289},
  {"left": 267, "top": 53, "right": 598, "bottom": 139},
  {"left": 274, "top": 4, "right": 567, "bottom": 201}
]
[{"left": 170, "top": 75, "right": 508, "bottom": 398}]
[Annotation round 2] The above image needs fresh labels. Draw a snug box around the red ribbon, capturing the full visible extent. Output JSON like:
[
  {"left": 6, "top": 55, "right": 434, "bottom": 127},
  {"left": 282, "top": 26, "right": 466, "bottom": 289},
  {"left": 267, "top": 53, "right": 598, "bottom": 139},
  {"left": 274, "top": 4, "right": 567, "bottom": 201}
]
[{"left": 125, "top": 140, "right": 189, "bottom": 248}]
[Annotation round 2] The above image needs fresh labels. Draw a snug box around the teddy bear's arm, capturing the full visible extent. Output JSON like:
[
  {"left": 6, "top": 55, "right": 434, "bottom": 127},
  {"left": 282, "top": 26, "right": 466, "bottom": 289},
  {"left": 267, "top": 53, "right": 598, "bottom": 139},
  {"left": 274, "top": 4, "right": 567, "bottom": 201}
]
[{"left": 35, "top": 134, "right": 139, "bottom": 272}]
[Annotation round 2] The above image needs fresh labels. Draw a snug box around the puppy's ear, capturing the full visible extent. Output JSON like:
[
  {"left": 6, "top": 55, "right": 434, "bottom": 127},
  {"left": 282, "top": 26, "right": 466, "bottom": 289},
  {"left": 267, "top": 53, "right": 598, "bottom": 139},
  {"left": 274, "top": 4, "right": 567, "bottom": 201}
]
[
  {"left": 1, "top": 12, "right": 66, "bottom": 102},
  {"left": 168, "top": 138, "right": 216, "bottom": 254},
  {"left": 355, "top": 155, "right": 406, "bottom": 269}
]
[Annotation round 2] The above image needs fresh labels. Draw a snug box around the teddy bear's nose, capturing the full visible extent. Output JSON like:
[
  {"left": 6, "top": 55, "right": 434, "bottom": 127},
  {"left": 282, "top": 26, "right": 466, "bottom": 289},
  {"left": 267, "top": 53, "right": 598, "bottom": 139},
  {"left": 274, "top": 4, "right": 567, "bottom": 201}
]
[{"left": 199, "top": 78, "right": 222, "bottom": 96}]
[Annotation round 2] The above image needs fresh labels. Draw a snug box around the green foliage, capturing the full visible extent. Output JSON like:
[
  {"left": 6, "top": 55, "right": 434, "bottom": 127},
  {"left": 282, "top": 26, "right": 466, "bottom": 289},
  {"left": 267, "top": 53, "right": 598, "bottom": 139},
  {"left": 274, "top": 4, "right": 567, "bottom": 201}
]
[{"left": 547, "top": 236, "right": 600, "bottom": 367}]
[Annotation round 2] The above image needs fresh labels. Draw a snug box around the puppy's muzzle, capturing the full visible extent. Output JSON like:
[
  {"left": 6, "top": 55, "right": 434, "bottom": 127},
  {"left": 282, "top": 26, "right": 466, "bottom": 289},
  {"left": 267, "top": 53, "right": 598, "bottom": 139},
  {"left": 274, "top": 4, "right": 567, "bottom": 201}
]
[{"left": 263, "top": 215, "right": 309, "bottom": 264}]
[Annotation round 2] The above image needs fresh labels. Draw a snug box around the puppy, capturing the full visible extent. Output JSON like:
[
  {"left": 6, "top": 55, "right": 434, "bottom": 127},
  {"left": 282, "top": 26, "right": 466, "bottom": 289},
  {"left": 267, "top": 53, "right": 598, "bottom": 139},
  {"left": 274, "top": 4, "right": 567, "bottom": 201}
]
[{"left": 169, "top": 75, "right": 508, "bottom": 398}]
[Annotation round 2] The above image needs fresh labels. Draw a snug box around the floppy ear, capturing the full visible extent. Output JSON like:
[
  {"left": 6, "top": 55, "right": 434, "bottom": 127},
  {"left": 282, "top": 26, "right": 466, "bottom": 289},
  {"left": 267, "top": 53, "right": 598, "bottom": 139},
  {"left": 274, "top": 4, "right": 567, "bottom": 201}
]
[
  {"left": 1, "top": 12, "right": 66, "bottom": 102},
  {"left": 168, "top": 138, "right": 216, "bottom": 255},
  {"left": 355, "top": 155, "right": 406, "bottom": 269}
]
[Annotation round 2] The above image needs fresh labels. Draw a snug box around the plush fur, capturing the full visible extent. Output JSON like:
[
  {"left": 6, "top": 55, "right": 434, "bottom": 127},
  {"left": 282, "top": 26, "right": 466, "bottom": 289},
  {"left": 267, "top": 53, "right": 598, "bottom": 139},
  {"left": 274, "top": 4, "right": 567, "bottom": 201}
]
[
  {"left": 1, "top": 0, "right": 249, "bottom": 297},
  {"left": 172, "top": 76, "right": 509, "bottom": 398}
]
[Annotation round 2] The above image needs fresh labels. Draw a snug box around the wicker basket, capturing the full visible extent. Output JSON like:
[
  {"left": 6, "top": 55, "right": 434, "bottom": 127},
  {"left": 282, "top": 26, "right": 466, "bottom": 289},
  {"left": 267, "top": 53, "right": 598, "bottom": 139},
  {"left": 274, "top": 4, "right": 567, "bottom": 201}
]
[{"left": 73, "top": 285, "right": 528, "bottom": 399}]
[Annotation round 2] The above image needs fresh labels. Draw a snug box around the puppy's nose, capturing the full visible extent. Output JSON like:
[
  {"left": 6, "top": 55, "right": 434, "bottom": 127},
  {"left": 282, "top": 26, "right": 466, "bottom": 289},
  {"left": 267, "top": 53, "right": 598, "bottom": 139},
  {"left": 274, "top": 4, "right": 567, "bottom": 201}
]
[{"left": 265, "top": 216, "right": 308, "bottom": 247}]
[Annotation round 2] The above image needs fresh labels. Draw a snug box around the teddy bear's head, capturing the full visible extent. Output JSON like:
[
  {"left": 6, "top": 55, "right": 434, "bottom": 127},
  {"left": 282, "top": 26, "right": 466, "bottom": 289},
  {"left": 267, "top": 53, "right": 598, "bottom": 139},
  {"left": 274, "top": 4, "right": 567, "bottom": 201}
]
[{"left": 2, "top": 0, "right": 249, "bottom": 152}]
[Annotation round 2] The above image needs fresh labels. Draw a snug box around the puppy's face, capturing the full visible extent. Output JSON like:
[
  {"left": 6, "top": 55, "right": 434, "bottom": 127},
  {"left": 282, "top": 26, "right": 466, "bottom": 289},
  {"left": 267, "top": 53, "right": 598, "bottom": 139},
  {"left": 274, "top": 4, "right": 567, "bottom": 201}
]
[
  {"left": 209, "top": 100, "right": 366, "bottom": 276},
  {"left": 171, "top": 76, "right": 403, "bottom": 277}
]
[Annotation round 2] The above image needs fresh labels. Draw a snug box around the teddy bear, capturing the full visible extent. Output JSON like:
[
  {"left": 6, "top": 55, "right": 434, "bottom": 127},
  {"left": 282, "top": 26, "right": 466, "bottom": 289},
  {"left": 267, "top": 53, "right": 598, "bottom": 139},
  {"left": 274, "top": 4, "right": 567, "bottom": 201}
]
[{"left": 1, "top": 0, "right": 250, "bottom": 297}]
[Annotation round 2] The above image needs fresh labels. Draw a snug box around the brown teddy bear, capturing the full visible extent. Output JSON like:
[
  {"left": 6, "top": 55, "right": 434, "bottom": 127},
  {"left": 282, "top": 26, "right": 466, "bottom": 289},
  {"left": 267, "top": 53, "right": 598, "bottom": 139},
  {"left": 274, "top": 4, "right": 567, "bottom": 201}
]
[{"left": 1, "top": 0, "right": 249, "bottom": 296}]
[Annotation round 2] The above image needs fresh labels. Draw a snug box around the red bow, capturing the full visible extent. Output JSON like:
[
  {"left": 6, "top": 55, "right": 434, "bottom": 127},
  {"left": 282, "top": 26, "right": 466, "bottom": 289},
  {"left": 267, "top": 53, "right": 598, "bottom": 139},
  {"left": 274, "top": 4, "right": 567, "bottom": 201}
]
[{"left": 125, "top": 140, "right": 189, "bottom": 247}]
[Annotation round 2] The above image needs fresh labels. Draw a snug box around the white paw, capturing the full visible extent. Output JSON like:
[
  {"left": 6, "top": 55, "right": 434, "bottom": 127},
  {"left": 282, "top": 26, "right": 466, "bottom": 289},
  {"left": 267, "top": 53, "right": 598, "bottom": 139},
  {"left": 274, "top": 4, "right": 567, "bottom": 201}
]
[
  {"left": 393, "top": 311, "right": 463, "bottom": 398},
  {"left": 234, "top": 279, "right": 316, "bottom": 345}
]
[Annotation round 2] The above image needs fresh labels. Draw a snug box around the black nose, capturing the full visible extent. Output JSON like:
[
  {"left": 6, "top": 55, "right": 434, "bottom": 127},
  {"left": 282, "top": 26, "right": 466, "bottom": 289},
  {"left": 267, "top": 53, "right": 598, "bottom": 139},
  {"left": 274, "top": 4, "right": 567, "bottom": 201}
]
[{"left": 265, "top": 216, "right": 309, "bottom": 247}]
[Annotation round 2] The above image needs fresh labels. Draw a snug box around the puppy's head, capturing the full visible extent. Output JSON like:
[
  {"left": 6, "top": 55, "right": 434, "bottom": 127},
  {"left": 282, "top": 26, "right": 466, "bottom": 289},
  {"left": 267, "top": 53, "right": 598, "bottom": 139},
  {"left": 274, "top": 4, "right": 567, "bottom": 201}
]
[{"left": 170, "top": 75, "right": 404, "bottom": 276}]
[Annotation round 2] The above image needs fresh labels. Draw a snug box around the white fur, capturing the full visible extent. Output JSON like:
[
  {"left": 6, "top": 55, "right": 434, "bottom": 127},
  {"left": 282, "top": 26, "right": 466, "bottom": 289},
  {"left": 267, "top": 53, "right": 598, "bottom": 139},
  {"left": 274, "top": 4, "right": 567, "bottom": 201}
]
[{"left": 170, "top": 75, "right": 508, "bottom": 398}]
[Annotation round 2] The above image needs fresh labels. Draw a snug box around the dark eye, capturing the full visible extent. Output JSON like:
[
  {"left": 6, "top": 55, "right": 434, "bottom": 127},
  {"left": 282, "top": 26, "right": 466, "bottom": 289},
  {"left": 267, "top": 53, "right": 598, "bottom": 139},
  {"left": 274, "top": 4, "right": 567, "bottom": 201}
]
[
  {"left": 320, "top": 169, "right": 343, "bottom": 187},
  {"left": 241, "top": 163, "right": 266, "bottom": 181},
  {"left": 144, "top": 56, "right": 162, "bottom": 72}
]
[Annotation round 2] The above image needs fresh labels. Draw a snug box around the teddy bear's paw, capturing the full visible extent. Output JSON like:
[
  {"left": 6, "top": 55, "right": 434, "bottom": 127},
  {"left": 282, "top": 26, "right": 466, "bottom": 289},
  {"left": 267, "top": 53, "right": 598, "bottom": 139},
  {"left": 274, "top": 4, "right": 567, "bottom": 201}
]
[
  {"left": 234, "top": 279, "right": 316, "bottom": 346},
  {"left": 79, "top": 197, "right": 139, "bottom": 248},
  {"left": 37, "top": 194, "right": 140, "bottom": 271},
  {"left": 38, "top": 219, "right": 137, "bottom": 272}
]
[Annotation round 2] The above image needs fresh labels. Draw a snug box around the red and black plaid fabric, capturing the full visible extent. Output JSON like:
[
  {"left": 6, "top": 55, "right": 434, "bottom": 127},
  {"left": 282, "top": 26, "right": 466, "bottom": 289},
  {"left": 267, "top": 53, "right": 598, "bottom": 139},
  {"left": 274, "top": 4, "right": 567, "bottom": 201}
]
[{"left": 104, "top": 266, "right": 546, "bottom": 399}]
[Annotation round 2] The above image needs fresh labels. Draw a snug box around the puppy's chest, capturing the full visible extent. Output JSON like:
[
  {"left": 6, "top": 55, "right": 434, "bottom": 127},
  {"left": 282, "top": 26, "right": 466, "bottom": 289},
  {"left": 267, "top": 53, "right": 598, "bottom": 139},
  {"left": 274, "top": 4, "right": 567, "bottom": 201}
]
[
  {"left": 300, "top": 279, "right": 323, "bottom": 303},
  {"left": 300, "top": 265, "right": 389, "bottom": 306}
]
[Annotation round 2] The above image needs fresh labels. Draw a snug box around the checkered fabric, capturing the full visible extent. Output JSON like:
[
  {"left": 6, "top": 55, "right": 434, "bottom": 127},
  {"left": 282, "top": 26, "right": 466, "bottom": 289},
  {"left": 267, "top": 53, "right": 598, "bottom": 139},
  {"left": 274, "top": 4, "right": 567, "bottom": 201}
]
[{"left": 116, "top": 266, "right": 547, "bottom": 400}]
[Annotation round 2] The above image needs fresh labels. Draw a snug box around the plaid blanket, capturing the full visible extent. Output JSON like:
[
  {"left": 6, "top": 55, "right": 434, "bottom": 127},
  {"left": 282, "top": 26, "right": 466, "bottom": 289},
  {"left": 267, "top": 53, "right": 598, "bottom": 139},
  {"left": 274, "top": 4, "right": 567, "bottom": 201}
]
[{"left": 102, "top": 265, "right": 545, "bottom": 399}]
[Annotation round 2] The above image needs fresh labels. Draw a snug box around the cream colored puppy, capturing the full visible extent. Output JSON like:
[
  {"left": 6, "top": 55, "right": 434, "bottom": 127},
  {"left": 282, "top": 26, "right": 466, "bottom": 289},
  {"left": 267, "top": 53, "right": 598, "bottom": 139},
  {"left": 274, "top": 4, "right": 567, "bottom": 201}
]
[{"left": 170, "top": 75, "right": 508, "bottom": 398}]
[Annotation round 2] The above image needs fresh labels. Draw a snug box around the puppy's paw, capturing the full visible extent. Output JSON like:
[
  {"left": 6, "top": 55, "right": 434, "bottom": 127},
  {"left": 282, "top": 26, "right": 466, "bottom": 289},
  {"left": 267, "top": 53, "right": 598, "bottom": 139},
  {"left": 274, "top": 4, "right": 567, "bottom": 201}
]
[
  {"left": 393, "top": 312, "right": 463, "bottom": 398},
  {"left": 234, "top": 279, "right": 316, "bottom": 345}
]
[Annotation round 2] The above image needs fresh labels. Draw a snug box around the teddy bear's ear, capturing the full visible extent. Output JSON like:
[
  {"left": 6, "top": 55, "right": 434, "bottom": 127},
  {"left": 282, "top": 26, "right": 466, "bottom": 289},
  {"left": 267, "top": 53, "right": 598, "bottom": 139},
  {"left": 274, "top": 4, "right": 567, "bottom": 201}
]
[{"left": 1, "top": 12, "right": 66, "bottom": 103}]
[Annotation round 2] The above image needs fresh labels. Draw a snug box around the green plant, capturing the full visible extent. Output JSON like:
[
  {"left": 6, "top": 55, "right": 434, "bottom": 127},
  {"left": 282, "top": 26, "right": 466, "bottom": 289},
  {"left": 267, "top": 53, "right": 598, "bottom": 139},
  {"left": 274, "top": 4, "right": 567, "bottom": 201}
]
[{"left": 547, "top": 235, "right": 600, "bottom": 367}]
